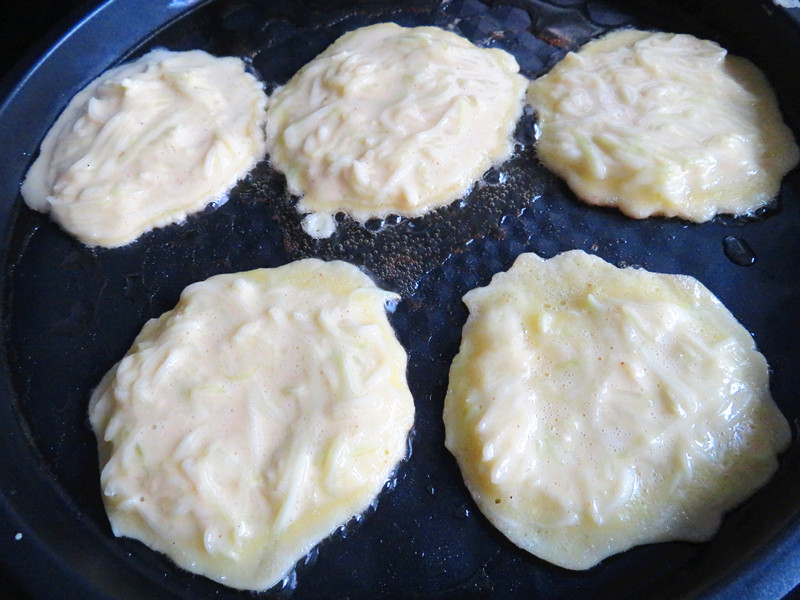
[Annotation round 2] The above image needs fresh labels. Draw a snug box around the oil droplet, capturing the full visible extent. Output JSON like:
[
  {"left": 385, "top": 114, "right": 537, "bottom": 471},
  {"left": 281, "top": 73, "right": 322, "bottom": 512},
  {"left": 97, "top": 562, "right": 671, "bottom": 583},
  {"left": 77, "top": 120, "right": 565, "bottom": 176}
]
[
  {"left": 723, "top": 235, "right": 756, "bottom": 267},
  {"left": 364, "top": 217, "right": 385, "bottom": 232},
  {"left": 454, "top": 505, "right": 471, "bottom": 520},
  {"left": 482, "top": 167, "right": 506, "bottom": 185}
]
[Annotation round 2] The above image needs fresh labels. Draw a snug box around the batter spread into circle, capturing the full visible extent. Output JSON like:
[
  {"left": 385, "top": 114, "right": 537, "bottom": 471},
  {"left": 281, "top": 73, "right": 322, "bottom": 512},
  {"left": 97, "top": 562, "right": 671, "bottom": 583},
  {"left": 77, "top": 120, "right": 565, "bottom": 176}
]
[
  {"left": 265, "top": 22, "right": 528, "bottom": 237},
  {"left": 527, "top": 29, "right": 799, "bottom": 222},
  {"left": 22, "top": 49, "right": 268, "bottom": 247},
  {"left": 89, "top": 259, "right": 415, "bottom": 590},
  {"left": 444, "top": 250, "right": 790, "bottom": 569}
]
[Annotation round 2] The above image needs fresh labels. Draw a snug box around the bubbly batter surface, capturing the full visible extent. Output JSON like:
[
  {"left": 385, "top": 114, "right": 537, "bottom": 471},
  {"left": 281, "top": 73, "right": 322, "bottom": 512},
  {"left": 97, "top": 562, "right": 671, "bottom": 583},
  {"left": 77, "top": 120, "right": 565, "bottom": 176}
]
[
  {"left": 443, "top": 250, "right": 790, "bottom": 569},
  {"left": 22, "top": 49, "right": 267, "bottom": 247},
  {"left": 265, "top": 22, "right": 527, "bottom": 237},
  {"left": 527, "top": 29, "right": 799, "bottom": 222},
  {"left": 89, "top": 259, "right": 415, "bottom": 590}
]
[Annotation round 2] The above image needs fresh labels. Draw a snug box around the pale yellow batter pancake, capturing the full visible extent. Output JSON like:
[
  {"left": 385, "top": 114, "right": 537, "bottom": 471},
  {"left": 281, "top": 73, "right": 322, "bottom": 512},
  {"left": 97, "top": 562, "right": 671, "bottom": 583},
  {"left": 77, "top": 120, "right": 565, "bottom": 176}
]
[
  {"left": 22, "top": 49, "right": 267, "bottom": 247},
  {"left": 527, "top": 29, "right": 799, "bottom": 222},
  {"left": 444, "top": 250, "right": 790, "bottom": 569},
  {"left": 89, "top": 259, "right": 414, "bottom": 590},
  {"left": 266, "top": 22, "right": 527, "bottom": 237}
]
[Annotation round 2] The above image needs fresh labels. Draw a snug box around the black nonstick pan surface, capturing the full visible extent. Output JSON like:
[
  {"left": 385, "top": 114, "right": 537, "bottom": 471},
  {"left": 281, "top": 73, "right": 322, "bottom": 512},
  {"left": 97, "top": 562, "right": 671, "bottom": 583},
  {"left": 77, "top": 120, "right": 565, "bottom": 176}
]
[{"left": 2, "top": 0, "right": 800, "bottom": 598}]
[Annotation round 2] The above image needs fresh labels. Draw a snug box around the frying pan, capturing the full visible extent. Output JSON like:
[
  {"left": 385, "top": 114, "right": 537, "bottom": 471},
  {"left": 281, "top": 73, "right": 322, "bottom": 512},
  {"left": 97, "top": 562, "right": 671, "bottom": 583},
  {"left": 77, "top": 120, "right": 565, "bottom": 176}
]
[{"left": 2, "top": 0, "right": 800, "bottom": 598}]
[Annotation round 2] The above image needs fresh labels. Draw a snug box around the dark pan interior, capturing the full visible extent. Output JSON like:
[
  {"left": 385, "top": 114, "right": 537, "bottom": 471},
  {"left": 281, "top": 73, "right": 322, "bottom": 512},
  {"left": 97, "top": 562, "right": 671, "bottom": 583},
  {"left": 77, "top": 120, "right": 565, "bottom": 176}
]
[{"left": 2, "top": 0, "right": 800, "bottom": 598}]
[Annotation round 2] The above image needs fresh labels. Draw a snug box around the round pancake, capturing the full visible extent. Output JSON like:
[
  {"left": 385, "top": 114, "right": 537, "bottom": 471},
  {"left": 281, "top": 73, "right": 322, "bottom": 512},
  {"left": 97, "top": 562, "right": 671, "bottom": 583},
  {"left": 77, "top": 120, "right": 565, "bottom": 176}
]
[
  {"left": 526, "top": 29, "right": 799, "bottom": 222},
  {"left": 89, "top": 259, "right": 415, "bottom": 590},
  {"left": 265, "top": 22, "right": 527, "bottom": 237},
  {"left": 22, "top": 49, "right": 267, "bottom": 247},
  {"left": 443, "top": 249, "right": 790, "bottom": 569}
]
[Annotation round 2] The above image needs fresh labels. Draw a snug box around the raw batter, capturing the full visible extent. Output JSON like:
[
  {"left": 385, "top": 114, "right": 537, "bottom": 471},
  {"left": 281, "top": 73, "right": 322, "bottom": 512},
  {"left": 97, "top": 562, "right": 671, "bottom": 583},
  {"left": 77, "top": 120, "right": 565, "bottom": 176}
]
[
  {"left": 266, "top": 22, "right": 527, "bottom": 237},
  {"left": 444, "top": 250, "right": 790, "bottom": 569},
  {"left": 89, "top": 259, "right": 415, "bottom": 590},
  {"left": 22, "top": 49, "right": 268, "bottom": 247},
  {"left": 527, "top": 29, "right": 799, "bottom": 222}
]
